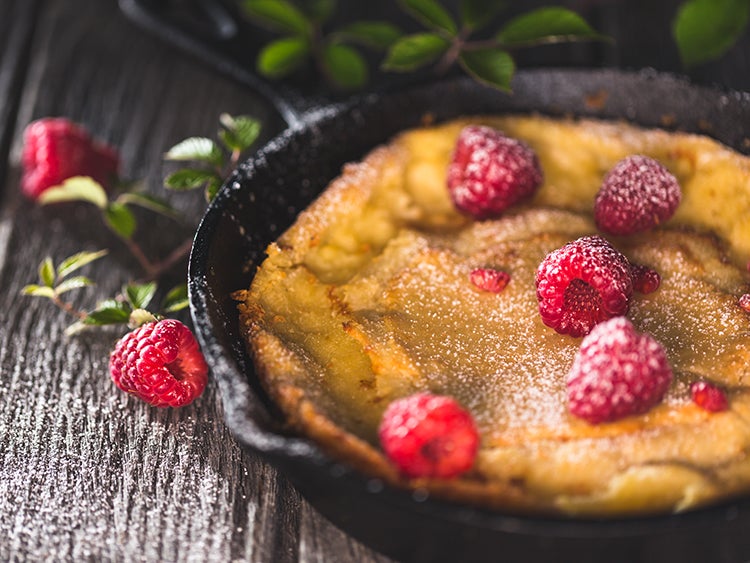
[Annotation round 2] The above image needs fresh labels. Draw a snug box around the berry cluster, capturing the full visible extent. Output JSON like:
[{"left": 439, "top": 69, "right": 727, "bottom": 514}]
[
  {"left": 378, "top": 393, "right": 479, "bottom": 479},
  {"left": 535, "top": 235, "right": 633, "bottom": 338},
  {"left": 567, "top": 317, "right": 673, "bottom": 423},
  {"left": 110, "top": 319, "right": 208, "bottom": 407},
  {"left": 22, "top": 118, "right": 120, "bottom": 200},
  {"left": 447, "top": 125, "right": 542, "bottom": 219},
  {"left": 594, "top": 155, "right": 681, "bottom": 236}
]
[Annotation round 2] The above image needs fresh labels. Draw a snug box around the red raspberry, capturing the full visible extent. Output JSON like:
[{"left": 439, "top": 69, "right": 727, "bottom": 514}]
[
  {"left": 378, "top": 393, "right": 479, "bottom": 479},
  {"left": 567, "top": 317, "right": 673, "bottom": 423},
  {"left": 690, "top": 381, "right": 729, "bottom": 412},
  {"left": 447, "top": 125, "right": 543, "bottom": 219},
  {"left": 739, "top": 293, "right": 750, "bottom": 313},
  {"left": 470, "top": 267, "right": 510, "bottom": 293},
  {"left": 109, "top": 319, "right": 208, "bottom": 407},
  {"left": 594, "top": 155, "right": 681, "bottom": 235},
  {"left": 630, "top": 263, "right": 661, "bottom": 294},
  {"left": 21, "top": 118, "right": 120, "bottom": 200},
  {"left": 535, "top": 235, "right": 633, "bottom": 337}
]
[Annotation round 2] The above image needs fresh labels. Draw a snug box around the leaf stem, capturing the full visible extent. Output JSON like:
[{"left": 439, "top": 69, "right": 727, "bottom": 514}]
[
  {"left": 52, "top": 294, "right": 88, "bottom": 321},
  {"left": 123, "top": 237, "right": 158, "bottom": 278},
  {"left": 146, "top": 238, "right": 194, "bottom": 282}
]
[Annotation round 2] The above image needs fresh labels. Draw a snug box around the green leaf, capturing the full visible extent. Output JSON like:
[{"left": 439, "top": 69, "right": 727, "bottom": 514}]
[
  {"left": 39, "top": 257, "right": 55, "bottom": 287},
  {"left": 104, "top": 202, "right": 136, "bottom": 239},
  {"left": 164, "top": 137, "right": 224, "bottom": 167},
  {"left": 497, "top": 7, "right": 601, "bottom": 46},
  {"left": 382, "top": 33, "right": 450, "bottom": 71},
  {"left": 55, "top": 276, "right": 94, "bottom": 295},
  {"left": 64, "top": 321, "right": 90, "bottom": 336},
  {"left": 116, "top": 193, "right": 181, "bottom": 221},
  {"left": 165, "top": 169, "right": 221, "bottom": 191},
  {"left": 218, "top": 114, "right": 262, "bottom": 153},
  {"left": 399, "top": 0, "right": 457, "bottom": 36},
  {"left": 162, "top": 284, "right": 189, "bottom": 313},
  {"left": 205, "top": 177, "right": 222, "bottom": 202},
  {"left": 304, "top": 0, "right": 336, "bottom": 22},
  {"left": 96, "top": 298, "right": 132, "bottom": 313},
  {"left": 335, "top": 21, "right": 403, "bottom": 50},
  {"left": 84, "top": 302, "right": 131, "bottom": 325},
  {"left": 460, "top": 0, "right": 505, "bottom": 30},
  {"left": 21, "top": 284, "right": 56, "bottom": 298},
  {"left": 129, "top": 308, "right": 159, "bottom": 329},
  {"left": 673, "top": 0, "right": 750, "bottom": 66},
  {"left": 125, "top": 282, "right": 157, "bottom": 310},
  {"left": 57, "top": 249, "right": 108, "bottom": 279},
  {"left": 38, "top": 176, "right": 108, "bottom": 209},
  {"left": 257, "top": 37, "right": 310, "bottom": 79},
  {"left": 459, "top": 48, "right": 515, "bottom": 91},
  {"left": 241, "top": 0, "right": 311, "bottom": 35},
  {"left": 322, "top": 44, "right": 368, "bottom": 89}
]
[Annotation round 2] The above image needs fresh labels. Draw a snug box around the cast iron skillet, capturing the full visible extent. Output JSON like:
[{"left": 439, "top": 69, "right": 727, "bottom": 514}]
[
  {"left": 119, "top": 3, "right": 750, "bottom": 560},
  {"left": 185, "top": 66, "right": 750, "bottom": 563}
]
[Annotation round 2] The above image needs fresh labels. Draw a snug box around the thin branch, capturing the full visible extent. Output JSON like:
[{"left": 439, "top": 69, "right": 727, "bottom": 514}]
[
  {"left": 146, "top": 238, "right": 194, "bottom": 281},
  {"left": 52, "top": 294, "right": 88, "bottom": 320}
]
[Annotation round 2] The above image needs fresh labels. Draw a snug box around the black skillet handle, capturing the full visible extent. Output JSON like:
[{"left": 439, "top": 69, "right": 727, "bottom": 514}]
[{"left": 119, "top": 0, "right": 321, "bottom": 128}]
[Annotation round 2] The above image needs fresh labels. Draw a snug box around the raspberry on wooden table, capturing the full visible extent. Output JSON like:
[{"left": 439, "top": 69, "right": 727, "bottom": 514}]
[
  {"left": 21, "top": 117, "right": 120, "bottom": 199},
  {"left": 535, "top": 235, "right": 633, "bottom": 337},
  {"left": 447, "top": 125, "right": 543, "bottom": 219},
  {"left": 567, "top": 317, "right": 673, "bottom": 424},
  {"left": 594, "top": 155, "right": 681, "bottom": 235},
  {"left": 109, "top": 319, "right": 208, "bottom": 407},
  {"left": 378, "top": 393, "right": 479, "bottom": 479}
]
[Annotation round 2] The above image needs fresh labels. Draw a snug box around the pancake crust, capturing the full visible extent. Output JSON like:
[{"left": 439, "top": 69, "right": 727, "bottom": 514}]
[{"left": 236, "top": 116, "right": 750, "bottom": 516}]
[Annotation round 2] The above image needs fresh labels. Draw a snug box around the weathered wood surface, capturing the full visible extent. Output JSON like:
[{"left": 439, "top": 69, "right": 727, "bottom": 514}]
[{"left": 0, "top": 0, "right": 391, "bottom": 561}]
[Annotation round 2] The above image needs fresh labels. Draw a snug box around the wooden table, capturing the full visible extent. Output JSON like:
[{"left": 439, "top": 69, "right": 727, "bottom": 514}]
[
  {"left": 0, "top": 0, "right": 391, "bottom": 560},
  {"left": 2, "top": 1, "right": 749, "bottom": 561}
]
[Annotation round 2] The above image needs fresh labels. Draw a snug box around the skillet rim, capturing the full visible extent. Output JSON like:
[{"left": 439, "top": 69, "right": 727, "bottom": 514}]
[{"left": 188, "top": 67, "right": 750, "bottom": 547}]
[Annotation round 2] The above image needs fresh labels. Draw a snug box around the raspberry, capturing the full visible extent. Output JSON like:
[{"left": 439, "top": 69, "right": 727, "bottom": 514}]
[
  {"left": 690, "top": 381, "right": 729, "bottom": 412},
  {"left": 447, "top": 125, "right": 543, "bottom": 219},
  {"left": 567, "top": 317, "right": 673, "bottom": 423},
  {"left": 630, "top": 263, "right": 661, "bottom": 294},
  {"left": 378, "top": 393, "right": 479, "bottom": 479},
  {"left": 594, "top": 155, "right": 681, "bottom": 235},
  {"left": 470, "top": 267, "right": 510, "bottom": 293},
  {"left": 109, "top": 319, "right": 208, "bottom": 407},
  {"left": 535, "top": 235, "right": 633, "bottom": 337},
  {"left": 21, "top": 118, "right": 120, "bottom": 200},
  {"left": 739, "top": 293, "right": 750, "bottom": 313}
]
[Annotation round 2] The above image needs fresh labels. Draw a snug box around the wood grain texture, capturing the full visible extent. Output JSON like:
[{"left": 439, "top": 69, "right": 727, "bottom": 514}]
[{"left": 0, "top": 0, "right": 392, "bottom": 561}]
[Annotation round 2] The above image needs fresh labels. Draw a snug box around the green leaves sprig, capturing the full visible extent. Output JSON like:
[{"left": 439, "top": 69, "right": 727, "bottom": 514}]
[
  {"left": 24, "top": 251, "right": 189, "bottom": 335},
  {"left": 38, "top": 176, "right": 177, "bottom": 277},
  {"left": 164, "top": 113, "right": 261, "bottom": 201},
  {"left": 35, "top": 114, "right": 261, "bottom": 280},
  {"left": 384, "top": 1, "right": 603, "bottom": 91},
  {"left": 240, "top": 0, "right": 602, "bottom": 92},
  {"left": 23, "top": 114, "right": 261, "bottom": 336},
  {"left": 241, "top": 0, "right": 402, "bottom": 90},
  {"left": 23, "top": 250, "right": 108, "bottom": 314}
]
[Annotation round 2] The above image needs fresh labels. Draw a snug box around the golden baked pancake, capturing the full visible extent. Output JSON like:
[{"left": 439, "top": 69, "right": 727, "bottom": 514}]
[{"left": 236, "top": 116, "right": 750, "bottom": 516}]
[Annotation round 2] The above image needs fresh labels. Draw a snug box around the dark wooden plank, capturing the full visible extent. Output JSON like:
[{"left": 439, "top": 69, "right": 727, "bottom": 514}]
[
  {"left": 0, "top": 0, "right": 42, "bottom": 196},
  {"left": 0, "top": 0, "right": 390, "bottom": 560}
]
